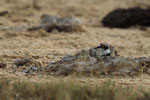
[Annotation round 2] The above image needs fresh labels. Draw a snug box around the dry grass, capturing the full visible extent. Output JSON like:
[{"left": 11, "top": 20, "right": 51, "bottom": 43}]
[{"left": 0, "top": 77, "right": 150, "bottom": 100}]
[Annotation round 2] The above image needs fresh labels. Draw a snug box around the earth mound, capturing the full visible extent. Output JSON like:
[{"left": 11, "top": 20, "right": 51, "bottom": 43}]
[
  {"left": 102, "top": 7, "right": 150, "bottom": 28},
  {"left": 45, "top": 43, "right": 150, "bottom": 76}
]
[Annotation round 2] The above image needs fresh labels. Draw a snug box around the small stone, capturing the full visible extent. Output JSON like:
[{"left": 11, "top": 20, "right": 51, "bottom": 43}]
[
  {"left": 147, "top": 68, "right": 150, "bottom": 74},
  {"left": 23, "top": 66, "right": 38, "bottom": 74},
  {"left": 14, "top": 58, "right": 32, "bottom": 66},
  {"left": 0, "top": 63, "right": 6, "bottom": 68},
  {"left": 118, "top": 67, "right": 131, "bottom": 73},
  {"left": 0, "top": 11, "right": 8, "bottom": 16}
]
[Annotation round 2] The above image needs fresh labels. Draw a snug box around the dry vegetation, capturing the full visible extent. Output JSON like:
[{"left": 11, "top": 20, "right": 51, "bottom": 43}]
[
  {"left": 0, "top": 0, "right": 150, "bottom": 99},
  {"left": 0, "top": 77, "right": 150, "bottom": 100}
]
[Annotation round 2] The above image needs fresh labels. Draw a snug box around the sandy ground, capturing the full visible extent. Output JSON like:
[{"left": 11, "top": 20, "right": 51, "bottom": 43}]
[{"left": 0, "top": 0, "right": 150, "bottom": 87}]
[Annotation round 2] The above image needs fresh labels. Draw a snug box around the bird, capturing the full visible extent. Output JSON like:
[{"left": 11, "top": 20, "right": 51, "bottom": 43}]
[
  {"left": 94, "top": 43, "right": 111, "bottom": 56},
  {"left": 89, "top": 43, "right": 112, "bottom": 58}
]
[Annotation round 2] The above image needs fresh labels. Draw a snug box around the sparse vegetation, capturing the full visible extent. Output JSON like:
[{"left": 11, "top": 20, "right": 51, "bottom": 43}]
[{"left": 0, "top": 78, "right": 149, "bottom": 100}]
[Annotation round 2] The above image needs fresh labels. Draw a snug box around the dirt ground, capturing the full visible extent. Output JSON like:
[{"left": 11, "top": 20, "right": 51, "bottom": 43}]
[{"left": 0, "top": 0, "right": 150, "bottom": 87}]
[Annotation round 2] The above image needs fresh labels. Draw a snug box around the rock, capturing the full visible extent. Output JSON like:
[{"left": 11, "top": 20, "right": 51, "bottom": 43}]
[
  {"left": 23, "top": 66, "right": 38, "bottom": 74},
  {"left": 46, "top": 43, "right": 117, "bottom": 75},
  {"left": 28, "top": 14, "right": 84, "bottom": 32},
  {"left": 0, "top": 11, "right": 8, "bottom": 16},
  {"left": 14, "top": 58, "right": 32, "bottom": 66},
  {"left": 102, "top": 7, "right": 150, "bottom": 28},
  {"left": 0, "top": 63, "right": 6, "bottom": 68},
  {"left": 119, "top": 67, "right": 131, "bottom": 73},
  {"left": 46, "top": 43, "right": 150, "bottom": 76},
  {"left": 147, "top": 68, "right": 150, "bottom": 74},
  {"left": 39, "top": 14, "right": 59, "bottom": 32},
  {"left": 57, "top": 15, "right": 83, "bottom": 32}
]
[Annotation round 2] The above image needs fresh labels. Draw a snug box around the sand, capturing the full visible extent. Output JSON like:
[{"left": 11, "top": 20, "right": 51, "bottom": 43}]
[{"left": 0, "top": 0, "right": 150, "bottom": 87}]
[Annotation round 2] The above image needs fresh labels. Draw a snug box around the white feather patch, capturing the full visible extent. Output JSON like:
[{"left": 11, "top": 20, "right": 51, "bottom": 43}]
[{"left": 104, "top": 49, "right": 111, "bottom": 55}]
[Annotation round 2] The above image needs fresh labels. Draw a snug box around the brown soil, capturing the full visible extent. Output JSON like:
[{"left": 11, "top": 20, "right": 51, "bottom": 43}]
[{"left": 0, "top": 0, "right": 150, "bottom": 87}]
